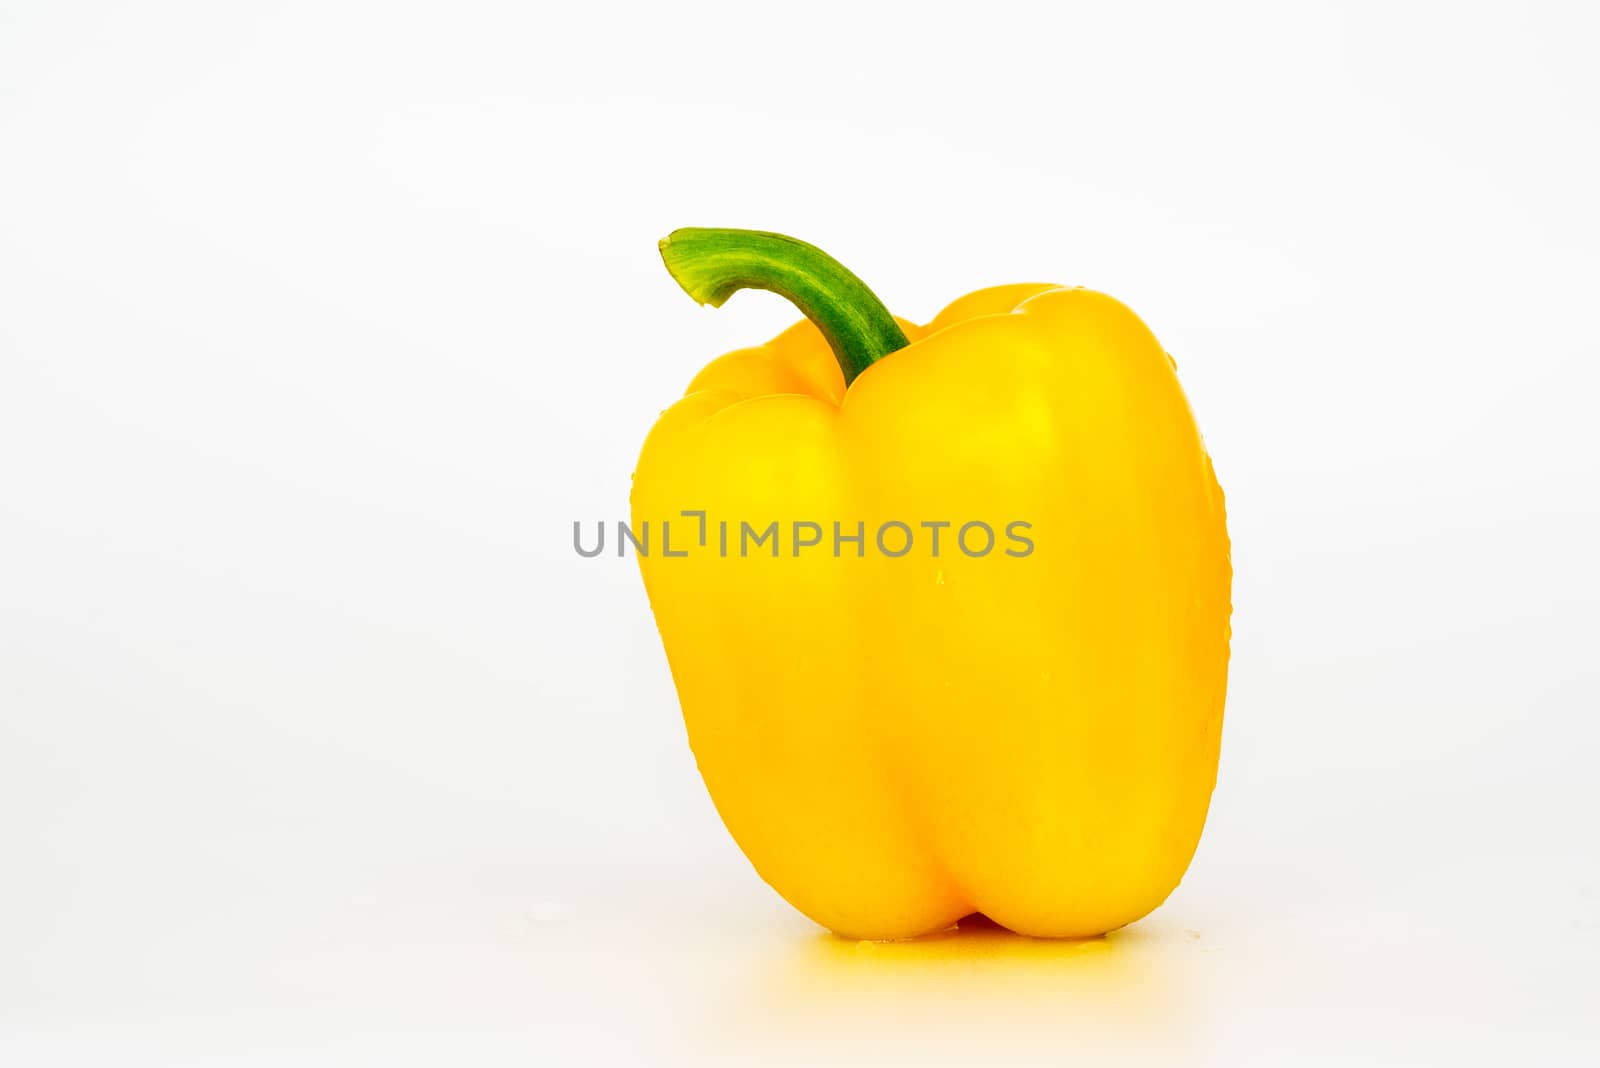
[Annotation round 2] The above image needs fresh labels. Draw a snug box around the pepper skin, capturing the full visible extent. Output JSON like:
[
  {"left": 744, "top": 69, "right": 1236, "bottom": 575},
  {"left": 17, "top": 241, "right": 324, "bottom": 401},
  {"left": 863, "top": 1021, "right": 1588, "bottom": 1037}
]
[{"left": 632, "top": 229, "right": 1231, "bottom": 940}]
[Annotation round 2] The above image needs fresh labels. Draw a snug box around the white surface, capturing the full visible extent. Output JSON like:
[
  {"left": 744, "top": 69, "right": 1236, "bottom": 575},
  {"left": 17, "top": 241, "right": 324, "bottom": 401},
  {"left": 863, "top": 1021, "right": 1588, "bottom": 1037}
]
[{"left": 3, "top": 1, "right": 1598, "bottom": 1064}]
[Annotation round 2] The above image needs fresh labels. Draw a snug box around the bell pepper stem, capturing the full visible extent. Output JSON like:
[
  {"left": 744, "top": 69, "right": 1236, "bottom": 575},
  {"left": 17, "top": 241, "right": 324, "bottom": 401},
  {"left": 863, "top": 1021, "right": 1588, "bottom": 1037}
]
[{"left": 658, "top": 228, "right": 910, "bottom": 386}]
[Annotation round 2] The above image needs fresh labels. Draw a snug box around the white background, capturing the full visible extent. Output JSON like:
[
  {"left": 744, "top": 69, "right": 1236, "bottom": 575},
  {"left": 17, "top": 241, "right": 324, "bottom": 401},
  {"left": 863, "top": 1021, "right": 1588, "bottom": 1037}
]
[{"left": 3, "top": 1, "right": 1598, "bottom": 1064}]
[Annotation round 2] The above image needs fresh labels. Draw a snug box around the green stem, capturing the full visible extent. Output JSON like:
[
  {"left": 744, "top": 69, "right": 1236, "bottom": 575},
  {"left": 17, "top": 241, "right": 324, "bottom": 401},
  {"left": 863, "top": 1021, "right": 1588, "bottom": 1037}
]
[{"left": 658, "top": 228, "right": 909, "bottom": 386}]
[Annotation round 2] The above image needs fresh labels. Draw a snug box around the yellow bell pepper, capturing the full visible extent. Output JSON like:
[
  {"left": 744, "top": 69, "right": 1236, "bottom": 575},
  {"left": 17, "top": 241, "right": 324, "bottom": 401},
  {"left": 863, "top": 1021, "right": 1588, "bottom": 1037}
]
[{"left": 632, "top": 229, "right": 1231, "bottom": 940}]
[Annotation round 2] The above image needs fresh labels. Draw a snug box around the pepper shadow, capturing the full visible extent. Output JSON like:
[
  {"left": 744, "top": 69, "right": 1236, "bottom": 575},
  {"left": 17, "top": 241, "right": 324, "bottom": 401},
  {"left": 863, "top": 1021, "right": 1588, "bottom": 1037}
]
[{"left": 691, "top": 912, "right": 1202, "bottom": 1062}]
